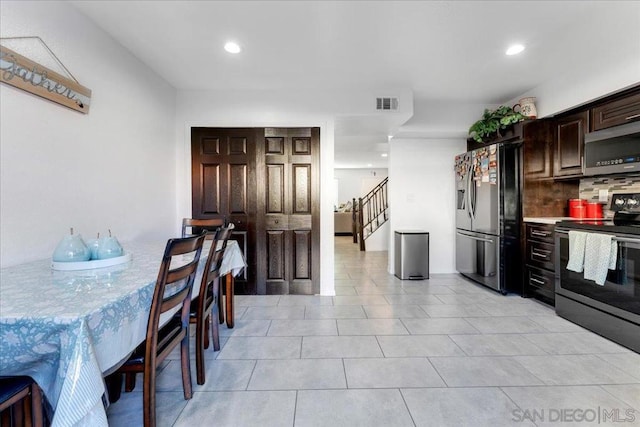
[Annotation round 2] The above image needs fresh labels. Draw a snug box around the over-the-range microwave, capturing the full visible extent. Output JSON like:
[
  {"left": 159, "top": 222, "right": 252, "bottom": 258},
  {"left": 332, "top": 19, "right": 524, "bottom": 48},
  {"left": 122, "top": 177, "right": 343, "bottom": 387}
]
[{"left": 584, "top": 120, "right": 640, "bottom": 176}]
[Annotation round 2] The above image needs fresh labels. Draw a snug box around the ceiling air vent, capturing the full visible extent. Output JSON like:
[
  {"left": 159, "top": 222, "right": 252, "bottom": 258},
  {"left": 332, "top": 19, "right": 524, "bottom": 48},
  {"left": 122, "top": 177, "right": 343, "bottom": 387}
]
[{"left": 376, "top": 97, "right": 399, "bottom": 111}]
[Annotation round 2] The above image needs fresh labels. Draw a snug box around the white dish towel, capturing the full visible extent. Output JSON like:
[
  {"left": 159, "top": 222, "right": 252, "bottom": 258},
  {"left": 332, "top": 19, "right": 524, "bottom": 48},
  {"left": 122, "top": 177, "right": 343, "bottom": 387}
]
[
  {"left": 566, "top": 230, "right": 587, "bottom": 273},
  {"left": 583, "top": 233, "right": 618, "bottom": 286}
]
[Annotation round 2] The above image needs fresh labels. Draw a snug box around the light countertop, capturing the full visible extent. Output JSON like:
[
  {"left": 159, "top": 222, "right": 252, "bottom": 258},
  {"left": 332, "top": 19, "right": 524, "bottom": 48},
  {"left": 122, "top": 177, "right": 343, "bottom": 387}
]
[
  {"left": 523, "top": 217, "right": 609, "bottom": 224},
  {"left": 523, "top": 217, "right": 572, "bottom": 224}
]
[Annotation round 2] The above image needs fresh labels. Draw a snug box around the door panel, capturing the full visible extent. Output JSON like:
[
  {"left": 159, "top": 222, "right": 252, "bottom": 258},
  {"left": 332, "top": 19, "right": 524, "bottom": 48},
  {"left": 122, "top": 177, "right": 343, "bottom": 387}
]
[
  {"left": 229, "top": 164, "right": 247, "bottom": 213},
  {"left": 191, "top": 128, "right": 257, "bottom": 294},
  {"left": 266, "top": 164, "right": 285, "bottom": 213},
  {"left": 470, "top": 147, "right": 500, "bottom": 236},
  {"left": 455, "top": 231, "right": 475, "bottom": 275},
  {"left": 202, "top": 137, "right": 220, "bottom": 154},
  {"left": 472, "top": 177, "right": 499, "bottom": 235},
  {"left": 267, "top": 231, "right": 286, "bottom": 281},
  {"left": 257, "top": 128, "right": 320, "bottom": 295},
  {"left": 266, "top": 136, "right": 285, "bottom": 154},
  {"left": 455, "top": 153, "right": 472, "bottom": 231},
  {"left": 456, "top": 230, "right": 500, "bottom": 292},
  {"left": 201, "top": 164, "right": 221, "bottom": 214},
  {"left": 293, "top": 230, "right": 311, "bottom": 280},
  {"left": 293, "top": 137, "right": 311, "bottom": 155},
  {"left": 293, "top": 164, "right": 311, "bottom": 214},
  {"left": 229, "top": 136, "right": 247, "bottom": 155}
]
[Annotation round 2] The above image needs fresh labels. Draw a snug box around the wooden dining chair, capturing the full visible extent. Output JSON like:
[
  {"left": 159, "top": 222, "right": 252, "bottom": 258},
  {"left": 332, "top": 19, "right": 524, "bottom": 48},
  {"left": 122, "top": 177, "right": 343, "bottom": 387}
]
[
  {"left": 189, "top": 224, "right": 235, "bottom": 385},
  {"left": 114, "top": 233, "right": 205, "bottom": 427},
  {"left": 0, "top": 376, "right": 44, "bottom": 427},
  {"left": 181, "top": 218, "right": 225, "bottom": 238}
]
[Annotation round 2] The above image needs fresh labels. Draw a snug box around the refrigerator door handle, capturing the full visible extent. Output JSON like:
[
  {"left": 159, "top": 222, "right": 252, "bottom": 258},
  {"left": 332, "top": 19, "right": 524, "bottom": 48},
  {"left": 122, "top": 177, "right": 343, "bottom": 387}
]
[
  {"left": 456, "top": 231, "right": 495, "bottom": 244},
  {"left": 467, "top": 163, "right": 475, "bottom": 220},
  {"left": 471, "top": 164, "right": 477, "bottom": 220},
  {"left": 464, "top": 163, "right": 471, "bottom": 219}
]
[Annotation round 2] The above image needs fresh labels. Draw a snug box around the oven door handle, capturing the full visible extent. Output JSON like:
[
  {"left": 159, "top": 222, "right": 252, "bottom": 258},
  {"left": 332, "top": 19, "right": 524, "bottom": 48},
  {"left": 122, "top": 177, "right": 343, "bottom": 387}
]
[{"left": 556, "top": 228, "right": 640, "bottom": 245}]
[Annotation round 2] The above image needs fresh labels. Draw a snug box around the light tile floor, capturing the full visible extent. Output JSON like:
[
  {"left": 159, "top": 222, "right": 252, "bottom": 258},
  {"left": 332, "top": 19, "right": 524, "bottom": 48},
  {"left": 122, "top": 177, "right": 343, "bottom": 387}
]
[{"left": 107, "top": 236, "right": 640, "bottom": 426}]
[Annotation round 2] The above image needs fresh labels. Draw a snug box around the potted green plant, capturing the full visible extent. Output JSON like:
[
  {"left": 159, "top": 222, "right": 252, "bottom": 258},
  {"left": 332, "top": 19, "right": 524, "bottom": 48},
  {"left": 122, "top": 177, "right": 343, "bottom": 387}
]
[{"left": 468, "top": 106, "right": 525, "bottom": 143}]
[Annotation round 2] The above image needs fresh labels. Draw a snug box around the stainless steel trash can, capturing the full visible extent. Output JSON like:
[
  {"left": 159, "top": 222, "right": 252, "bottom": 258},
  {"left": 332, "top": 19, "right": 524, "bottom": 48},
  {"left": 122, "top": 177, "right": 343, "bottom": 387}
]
[{"left": 394, "top": 230, "right": 429, "bottom": 280}]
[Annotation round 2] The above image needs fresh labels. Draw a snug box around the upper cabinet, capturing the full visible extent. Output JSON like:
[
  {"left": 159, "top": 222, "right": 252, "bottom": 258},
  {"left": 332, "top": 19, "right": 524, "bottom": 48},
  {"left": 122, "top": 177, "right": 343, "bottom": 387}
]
[
  {"left": 591, "top": 90, "right": 640, "bottom": 131},
  {"left": 524, "top": 85, "right": 639, "bottom": 181},
  {"left": 554, "top": 110, "right": 588, "bottom": 178},
  {"left": 522, "top": 112, "right": 588, "bottom": 181},
  {"left": 523, "top": 120, "right": 554, "bottom": 180}
]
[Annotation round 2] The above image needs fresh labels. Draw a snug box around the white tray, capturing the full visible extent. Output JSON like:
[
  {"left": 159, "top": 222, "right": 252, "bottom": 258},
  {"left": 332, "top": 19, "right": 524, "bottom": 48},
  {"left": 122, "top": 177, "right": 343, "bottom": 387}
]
[{"left": 51, "top": 252, "right": 132, "bottom": 271}]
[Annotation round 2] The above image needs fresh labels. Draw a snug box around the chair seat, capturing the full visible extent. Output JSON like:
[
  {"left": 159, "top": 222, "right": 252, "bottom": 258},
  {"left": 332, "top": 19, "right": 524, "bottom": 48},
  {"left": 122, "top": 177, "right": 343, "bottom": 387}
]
[
  {"left": 0, "top": 377, "right": 33, "bottom": 409},
  {"left": 123, "top": 317, "right": 184, "bottom": 366}
]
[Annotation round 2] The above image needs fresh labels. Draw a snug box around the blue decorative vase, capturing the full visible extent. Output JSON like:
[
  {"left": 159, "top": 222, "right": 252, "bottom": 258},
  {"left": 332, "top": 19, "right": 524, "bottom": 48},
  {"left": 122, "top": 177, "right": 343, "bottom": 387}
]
[
  {"left": 86, "top": 234, "right": 102, "bottom": 260},
  {"left": 97, "top": 230, "right": 124, "bottom": 260},
  {"left": 52, "top": 228, "right": 91, "bottom": 262}
]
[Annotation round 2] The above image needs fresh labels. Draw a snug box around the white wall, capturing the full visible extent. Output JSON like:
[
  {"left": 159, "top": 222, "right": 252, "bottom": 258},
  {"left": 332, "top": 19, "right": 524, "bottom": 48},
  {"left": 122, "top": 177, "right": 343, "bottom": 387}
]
[
  {"left": 364, "top": 220, "right": 390, "bottom": 252},
  {"left": 388, "top": 138, "right": 467, "bottom": 274},
  {"left": 506, "top": 6, "right": 640, "bottom": 117},
  {"left": 334, "top": 168, "right": 388, "bottom": 206},
  {"left": 0, "top": 1, "right": 177, "bottom": 267}
]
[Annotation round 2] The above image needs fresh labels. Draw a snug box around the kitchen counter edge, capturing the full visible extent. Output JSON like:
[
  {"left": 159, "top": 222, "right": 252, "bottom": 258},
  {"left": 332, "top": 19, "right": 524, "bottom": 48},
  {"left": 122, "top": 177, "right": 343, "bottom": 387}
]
[{"left": 523, "top": 217, "right": 573, "bottom": 225}]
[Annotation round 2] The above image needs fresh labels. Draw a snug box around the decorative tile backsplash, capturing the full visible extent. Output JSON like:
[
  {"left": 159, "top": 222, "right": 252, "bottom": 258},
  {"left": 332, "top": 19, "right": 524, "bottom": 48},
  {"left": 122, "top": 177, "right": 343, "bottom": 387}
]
[{"left": 579, "top": 174, "right": 640, "bottom": 217}]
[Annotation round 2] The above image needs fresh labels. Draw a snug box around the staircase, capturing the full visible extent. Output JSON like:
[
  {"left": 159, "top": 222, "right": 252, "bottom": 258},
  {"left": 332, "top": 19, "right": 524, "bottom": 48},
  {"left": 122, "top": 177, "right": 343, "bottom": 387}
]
[{"left": 352, "top": 177, "right": 389, "bottom": 251}]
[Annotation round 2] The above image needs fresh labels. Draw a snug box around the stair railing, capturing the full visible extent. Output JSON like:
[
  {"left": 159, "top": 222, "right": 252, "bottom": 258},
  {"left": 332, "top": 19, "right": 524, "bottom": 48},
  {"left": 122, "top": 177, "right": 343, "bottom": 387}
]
[{"left": 353, "top": 177, "right": 389, "bottom": 251}]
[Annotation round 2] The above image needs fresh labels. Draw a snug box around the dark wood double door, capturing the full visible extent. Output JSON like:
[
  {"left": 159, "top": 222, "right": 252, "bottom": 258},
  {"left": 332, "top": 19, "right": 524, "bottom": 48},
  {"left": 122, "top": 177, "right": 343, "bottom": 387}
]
[{"left": 191, "top": 127, "right": 320, "bottom": 295}]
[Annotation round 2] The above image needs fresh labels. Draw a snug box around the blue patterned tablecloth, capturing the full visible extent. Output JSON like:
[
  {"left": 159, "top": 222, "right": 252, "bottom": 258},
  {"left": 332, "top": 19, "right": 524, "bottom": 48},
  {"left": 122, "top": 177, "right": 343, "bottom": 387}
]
[{"left": 0, "top": 240, "right": 245, "bottom": 427}]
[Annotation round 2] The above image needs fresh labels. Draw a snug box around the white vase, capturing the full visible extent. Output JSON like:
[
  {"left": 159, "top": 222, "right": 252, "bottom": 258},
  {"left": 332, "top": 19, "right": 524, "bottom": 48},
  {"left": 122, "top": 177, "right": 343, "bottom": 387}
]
[{"left": 514, "top": 97, "right": 537, "bottom": 119}]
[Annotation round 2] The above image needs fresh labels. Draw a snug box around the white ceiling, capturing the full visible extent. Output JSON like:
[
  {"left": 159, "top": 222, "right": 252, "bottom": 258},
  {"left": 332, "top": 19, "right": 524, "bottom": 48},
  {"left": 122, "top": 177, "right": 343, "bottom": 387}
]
[{"left": 71, "top": 0, "right": 639, "bottom": 168}]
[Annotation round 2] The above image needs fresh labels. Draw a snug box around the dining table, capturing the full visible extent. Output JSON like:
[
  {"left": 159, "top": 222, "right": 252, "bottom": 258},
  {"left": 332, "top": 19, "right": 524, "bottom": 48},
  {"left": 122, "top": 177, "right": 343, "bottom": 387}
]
[{"left": 0, "top": 239, "right": 245, "bottom": 427}]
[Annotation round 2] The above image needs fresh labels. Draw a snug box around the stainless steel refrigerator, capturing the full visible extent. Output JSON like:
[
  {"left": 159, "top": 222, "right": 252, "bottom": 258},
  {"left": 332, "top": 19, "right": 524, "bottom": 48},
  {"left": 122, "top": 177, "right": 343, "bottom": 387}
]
[{"left": 454, "top": 142, "right": 522, "bottom": 294}]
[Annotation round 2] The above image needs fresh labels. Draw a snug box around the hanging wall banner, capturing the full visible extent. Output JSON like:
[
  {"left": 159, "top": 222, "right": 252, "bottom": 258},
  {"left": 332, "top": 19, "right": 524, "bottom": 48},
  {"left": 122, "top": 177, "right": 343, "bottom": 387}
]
[{"left": 0, "top": 45, "right": 91, "bottom": 114}]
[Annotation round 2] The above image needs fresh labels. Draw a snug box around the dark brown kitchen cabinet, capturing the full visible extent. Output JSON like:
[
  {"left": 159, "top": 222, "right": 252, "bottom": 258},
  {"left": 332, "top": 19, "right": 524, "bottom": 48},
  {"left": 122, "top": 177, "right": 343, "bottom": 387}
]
[
  {"left": 591, "top": 90, "right": 640, "bottom": 131},
  {"left": 554, "top": 110, "right": 588, "bottom": 178},
  {"left": 522, "top": 120, "right": 554, "bottom": 180},
  {"left": 524, "top": 222, "right": 555, "bottom": 305}
]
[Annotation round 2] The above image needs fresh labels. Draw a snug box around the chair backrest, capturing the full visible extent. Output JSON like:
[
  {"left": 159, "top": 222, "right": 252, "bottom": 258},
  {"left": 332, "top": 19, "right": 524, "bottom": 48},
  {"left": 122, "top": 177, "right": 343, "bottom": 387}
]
[
  {"left": 146, "top": 234, "right": 206, "bottom": 354},
  {"left": 201, "top": 224, "right": 235, "bottom": 285},
  {"left": 181, "top": 218, "right": 226, "bottom": 238}
]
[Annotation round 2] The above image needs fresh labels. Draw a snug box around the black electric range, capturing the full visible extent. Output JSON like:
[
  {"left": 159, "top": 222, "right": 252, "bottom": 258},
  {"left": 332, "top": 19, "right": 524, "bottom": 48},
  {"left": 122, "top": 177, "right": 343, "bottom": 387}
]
[{"left": 554, "top": 193, "right": 640, "bottom": 353}]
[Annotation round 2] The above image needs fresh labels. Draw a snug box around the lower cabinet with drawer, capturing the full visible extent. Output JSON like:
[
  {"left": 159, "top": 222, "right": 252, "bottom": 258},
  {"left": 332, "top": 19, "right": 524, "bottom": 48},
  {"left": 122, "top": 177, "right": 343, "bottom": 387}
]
[{"left": 524, "top": 223, "right": 556, "bottom": 305}]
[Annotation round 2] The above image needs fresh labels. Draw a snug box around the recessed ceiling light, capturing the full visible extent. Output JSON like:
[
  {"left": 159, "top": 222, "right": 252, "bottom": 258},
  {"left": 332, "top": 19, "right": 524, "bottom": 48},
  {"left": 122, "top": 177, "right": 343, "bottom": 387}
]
[
  {"left": 367, "top": 163, "right": 373, "bottom": 167},
  {"left": 224, "top": 42, "right": 241, "bottom": 54},
  {"left": 506, "top": 44, "right": 525, "bottom": 56},
  {"left": 381, "top": 153, "right": 388, "bottom": 157}
]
